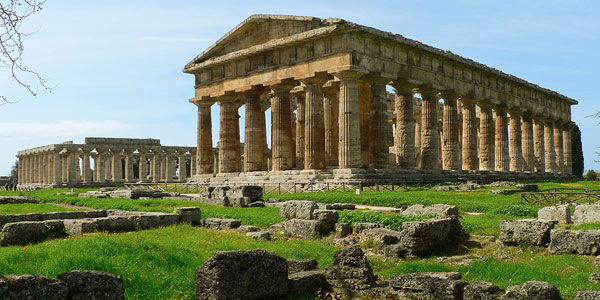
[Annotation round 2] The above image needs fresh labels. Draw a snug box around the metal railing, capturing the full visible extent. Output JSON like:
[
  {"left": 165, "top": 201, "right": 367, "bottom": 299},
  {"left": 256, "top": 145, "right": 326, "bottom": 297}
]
[
  {"left": 521, "top": 188, "right": 600, "bottom": 205},
  {"left": 123, "top": 181, "right": 412, "bottom": 194}
]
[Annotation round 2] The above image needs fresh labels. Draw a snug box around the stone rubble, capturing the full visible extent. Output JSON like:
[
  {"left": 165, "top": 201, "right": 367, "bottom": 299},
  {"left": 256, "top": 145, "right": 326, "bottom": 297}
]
[
  {"left": 538, "top": 204, "right": 571, "bottom": 225},
  {"left": 499, "top": 219, "right": 556, "bottom": 246}
]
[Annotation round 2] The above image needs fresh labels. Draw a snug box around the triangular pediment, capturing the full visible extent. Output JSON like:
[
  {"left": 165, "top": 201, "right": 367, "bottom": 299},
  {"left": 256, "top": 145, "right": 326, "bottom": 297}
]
[{"left": 185, "top": 15, "right": 328, "bottom": 69}]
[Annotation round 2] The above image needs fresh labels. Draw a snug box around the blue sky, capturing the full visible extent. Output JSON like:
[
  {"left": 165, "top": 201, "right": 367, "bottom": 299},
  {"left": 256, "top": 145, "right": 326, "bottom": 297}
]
[{"left": 1, "top": 0, "right": 598, "bottom": 175}]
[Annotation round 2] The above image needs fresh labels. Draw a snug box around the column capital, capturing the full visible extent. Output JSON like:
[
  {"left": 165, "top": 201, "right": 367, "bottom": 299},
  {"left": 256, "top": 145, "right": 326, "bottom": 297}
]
[
  {"left": 192, "top": 98, "right": 215, "bottom": 107},
  {"left": 290, "top": 85, "right": 306, "bottom": 99},
  {"left": 439, "top": 90, "right": 459, "bottom": 101},
  {"left": 333, "top": 69, "right": 364, "bottom": 80},
  {"left": 391, "top": 79, "right": 418, "bottom": 91},
  {"left": 416, "top": 85, "right": 439, "bottom": 98},
  {"left": 364, "top": 74, "right": 391, "bottom": 85},
  {"left": 300, "top": 73, "right": 331, "bottom": 86},
  {"left": 216, "top": 93, "right": 238, "bottom": 104},
  {"left": 267, "top": 79, "right": 297, "bottom": 93},
  {"left": 477, "top": 99, "right": 498, "bottom": 108},
  {"left": 322, "top": 80, "right": 340, "bottom": 97},
  {"left": 239, "top": 86, "right": 265, "bottom": 98}
]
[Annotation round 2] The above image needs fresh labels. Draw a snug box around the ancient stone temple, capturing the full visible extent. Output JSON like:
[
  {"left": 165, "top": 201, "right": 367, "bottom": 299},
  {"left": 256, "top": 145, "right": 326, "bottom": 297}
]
[
  {"left": 184, "top": 15, "right": 577, "bottom": 183},
  {"left": 17, "top": 138, "right": 196, "bottom": 187}
]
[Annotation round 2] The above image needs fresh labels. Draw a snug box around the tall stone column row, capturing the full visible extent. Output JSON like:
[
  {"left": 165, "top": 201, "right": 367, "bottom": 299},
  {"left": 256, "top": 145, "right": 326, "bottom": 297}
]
[{"left": 193, "top": 74, "right": 573, "bottom": 177}]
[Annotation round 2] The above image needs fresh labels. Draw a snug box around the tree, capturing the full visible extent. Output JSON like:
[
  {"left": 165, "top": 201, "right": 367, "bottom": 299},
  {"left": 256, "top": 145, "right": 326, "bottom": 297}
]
[
  {"left": 9, "top": 159, "right": 18, "bottom": 183},
  {"left": 571, "top": 124, "right": 584, "bottom": 177},
  {"left": 1, "top": 0, "right": 50, "bottom": 104}
]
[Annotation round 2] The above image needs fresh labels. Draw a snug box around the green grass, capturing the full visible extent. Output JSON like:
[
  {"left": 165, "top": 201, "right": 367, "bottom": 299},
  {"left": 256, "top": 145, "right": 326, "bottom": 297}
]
[
  {"left": 0, "top": 225, "right": 338, "bottom": 300},
  {"left": 0, "top": 203, "right": 85, "bottom": 215},
  {"left": 338, "top": 211, "right": 430, "bottom": 231}
]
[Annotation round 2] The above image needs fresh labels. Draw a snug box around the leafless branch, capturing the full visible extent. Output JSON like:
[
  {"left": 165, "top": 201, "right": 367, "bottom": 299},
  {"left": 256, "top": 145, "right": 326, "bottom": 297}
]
[{"left": 0, "top": 0, "right": 51, "bottom": 104}]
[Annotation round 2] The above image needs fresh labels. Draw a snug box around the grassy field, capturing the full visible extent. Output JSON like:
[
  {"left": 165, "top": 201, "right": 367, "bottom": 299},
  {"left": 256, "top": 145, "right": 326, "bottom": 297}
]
[
  {"left": 0, "top": 203, "right": 86, "bottom": 215},
  {"left": 0, "top": 180, "right": 599, "bottom": 299}
]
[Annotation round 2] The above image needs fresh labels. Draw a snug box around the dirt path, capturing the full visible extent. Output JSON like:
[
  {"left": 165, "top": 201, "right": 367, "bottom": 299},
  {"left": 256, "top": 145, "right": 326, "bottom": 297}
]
[
  {"left": 51, "top": 202, "right": 94, "bottom": 211},
  {"left": 354, "top": 204, "right": 402, "bottom": 212}
]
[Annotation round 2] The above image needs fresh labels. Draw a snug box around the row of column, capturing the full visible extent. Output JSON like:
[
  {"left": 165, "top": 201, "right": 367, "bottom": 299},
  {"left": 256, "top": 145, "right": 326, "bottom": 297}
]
[
  {"left": 195, "top": 72, "right": 573, "bottom": 175},
  {"left": 19, "top": 150, "right": 197, "bottom": 185}
]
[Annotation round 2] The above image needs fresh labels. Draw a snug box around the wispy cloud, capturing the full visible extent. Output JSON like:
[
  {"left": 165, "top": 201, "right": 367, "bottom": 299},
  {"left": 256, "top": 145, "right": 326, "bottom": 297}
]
[{"left": 0, "top": 120, "right": 133, "bottom": 138}]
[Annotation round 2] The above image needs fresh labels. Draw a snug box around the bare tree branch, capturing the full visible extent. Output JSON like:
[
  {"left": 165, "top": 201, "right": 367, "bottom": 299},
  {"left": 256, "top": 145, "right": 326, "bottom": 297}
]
[{"left": 0, "top": 0, "right": 51, "bottom": 104}]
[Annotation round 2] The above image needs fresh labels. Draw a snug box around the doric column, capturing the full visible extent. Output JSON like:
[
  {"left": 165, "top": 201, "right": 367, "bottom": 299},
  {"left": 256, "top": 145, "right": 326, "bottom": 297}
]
[
  {"left": 165, "top": 153, "right": 176, "bottom": 182},
  {"left": 368, "top": 76, "right": 391, "bottom": 169},
  {"left": 509, "top": 110, "right": 523, "bottom": 172},
  {"left": 335, "top": 70, "right": 362, "bottom": 169},
  {"left": 46, "top": 153, "right": 53, "bottom": 183},
  {"left": 179, "top": 154, "right": 188, "bottom": 182},
  {"left": 190, "top": 152, "right": 197, "bottom": 176},
  {"left": 81, "top": 152, "right": 92, "bottom": 183},
  {"left": 441, "top": 93, "right": 460, "bottom": 170},
  {"left": 94, "top": 151, "right": 105, "bottom": 182},
  {"left": 415, "top": 116, "right": 421, "bottom": 164},
  {"left": 544, "top": 119, "right": 556, "bottom": 173},
  {"left": 478, "top": 102, "right": 495, "bottom": 171},
  {"left": 563, "top": 124, "right": 572, "bottom": 175},
  {"left": 554, "top": 122, "right": 564, "bottom": 173},
  {"left": 270, "top": 83, "right": 295, "bottom": 171},
  {"left": 521, "top": 114, "right": 535, "bottom": 172},
  {"left": 359, "top": 80, "right": 372, "bottom": 168},
  {"left": 302, "top": 75, "right": 329, "bottom": 170},
  {"left": 534, "top": 117, "right": 546, "bottom": 172},
  {"left": 323, "top": 80, "right": 340, "bottom": 167},
  {"left": 124, "top": 152, "right": 134, "bottom": 182},
  {"left": 52, "top": 152, "right": 62, "bottom": 184},
  {"left": 111, "top": 152, "right": 122, "bottom": 182},
  {"left": 243, "top": 89, "right": 267, "bottom": 172},
  {"left": 151, "top": 152, "right": 161, "bottom": 183},
  {"left": 218, "top": 96, "right": 241, "bottom": 173},
  {"left": 104, "top": 152, "right": 112, "bottom": 182},
  {"left": 461, "top": 98, "right": 478, "bottom": 170},
  {"left": 292, "top": 86, "right": 306, "bottom": 168},
  {"left": 195, "top": 101, "right": 214, "bottom": 175},
  {"left": 392, "top": 82, "right": 416, "bottom": 169},
  {"left": 139, "top": 153, "right": 148, "bottom": 182},
  {"left": 495, "top": 107, "right": 510, "bottom": 171},
  {"left": 418, "top": 87, "right": 440, "bottom": 170},
  {"left": 67, "top": 151, "right": 78, "bottom": 183}
]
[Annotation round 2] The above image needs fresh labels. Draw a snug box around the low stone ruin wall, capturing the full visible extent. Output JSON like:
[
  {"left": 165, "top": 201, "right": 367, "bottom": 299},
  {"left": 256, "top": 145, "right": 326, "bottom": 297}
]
[
  {"left": 0, "top": 207, "right": 201, "bottom": 246},
  {"left": 0, "top": 270, "right": 125, "bottom": 299},
  {"left": 538, "top": 203, "right": 600, "bottom": 225},
  {"left": 0, "top": 195, "right": 39, "bottom": 204},
  {"left": 195, "top": 246, "right": 599, "bottom": 300},
  {"left": 0, "top": 210, "right": 108, "bottom": 228}
]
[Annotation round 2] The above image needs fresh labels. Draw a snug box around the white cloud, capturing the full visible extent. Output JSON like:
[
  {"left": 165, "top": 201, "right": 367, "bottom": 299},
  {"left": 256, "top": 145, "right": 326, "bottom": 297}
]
[{"left": 0, "top": 120, "right": 133, "bottom": 138}]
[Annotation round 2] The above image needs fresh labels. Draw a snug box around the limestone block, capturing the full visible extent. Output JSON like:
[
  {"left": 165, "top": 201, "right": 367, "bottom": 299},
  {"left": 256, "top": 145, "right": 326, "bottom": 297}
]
[
  {"left": 463, "top": 281, "right": 504, "bottom": 300},
  {"left": 246, "top": 231, "right": 271, "bottom": 240},
  {"left": 0, "top": 196, "right": 39, "bottom": 204},
  {"left": 225, "top": 186, "right": 263, "bottom": 200},
  {"left": 280, "top": 200, "right": 319, "bottom": 220},
  {"left": 128, "top": 213, "right": 179, "bottom": 230},
  {"left": 502, "top": 281, "right": 561, "bottom": 300},
  {"left": 402, "top": 204, "right": 459, "bottom": 218},
  {"left": 283, "top": 219, "right": 330, "bottom": 237},
  {"left": 362, "top": 228, "right": 402, "bottom": 245},
  {"left": 548, "top": 229, "right": 600, "bottom": 255},
  {"left": 203, "top": 218, "right": 241, "bottom": 230},
  {"left": 63, "top": 217, "right": 135, "bottom": 235},
  {"left": 335, "top": 222, "right": 351, "bottom": 237},
  {"left": 228, "top": 197, "right": 250, "bottom": 207},
  {"left": 388, "top": 272, "right": 463, "bottom": 300},
  {"left": 351, "top": 222, "right": 383, "bottom": 234},
  {"left": 575, "top": 290, "right": 600, "bottom": 300},
  {"left": 0, "top": 274, "right": 68, "bottom": 300},
  {"left": 0, "top": 220, "right": 67, "bottom": 246},
  {"left": 195, "top": 249, "right": 289, "bottom": 300},
  {"left": 573, "top": 204, "right": 600, "bottom": 225},
  {"left": 287, "top": 259, "right": 318, "bottom": 273},
  {"left": 386, "top": 218, "right": 465, "bottom": 257},
  {"left": 237, "top": 225, "right": 259, "bottom": 232},
  {"left": 325, "top": 246, "right": 377, "bottom": 293},
  {"left": 538, "top": 205, "right": 571, "bottom": 225},
  {"left": 499, "top": 219, "right": 555, "bottom": 246},
  {"left": 174, "top": 207, "right": 202, "bottom": 226},
  {"left": 247, "top": 201, "right": 265, "bottom": 208},
  {"left": 288, "top": 270, "right": 326, "bottom": 296},
  {"left": 313, "top": 209, "right": 339, "bottom": 223},
  {"left": 57, "top": 270, "right": 125, "bottom": 300}
]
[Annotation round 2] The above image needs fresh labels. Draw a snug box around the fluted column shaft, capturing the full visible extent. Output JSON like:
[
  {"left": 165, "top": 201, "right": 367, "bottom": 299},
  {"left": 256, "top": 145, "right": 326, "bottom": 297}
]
[
  {"left": 52, "top": 152, "right": 61, "bottom": 184},
  {"left": 123, "top": 152, "right": 133, "bottom": 182},
  {"left": 244, "top": 91, "right": 267, "bottom": 172},
  {"left": 461, "top": 100, "right": 478, "bottom": 170},
  {"left": 554, "top": 124, "right": 564, "bottom": 173},
  {"left": 522, "top": 115, "right": 535, "bottom": 172},
  {"left": 324, "top": 82, "right": 340, "bottom": 167},
  {"left": 294, "top": 94, "right": 305, "bottom": 168},
  {"left": 112, "top": 153, "right": 122, "bottom": 182},
  {"left": 152, "top": 154, "right": 161, "bottom": 183},
  {"left": 534, "top": 118, "right": 546, "bottom": 172},
  {"left": 478, "top": 103, "right": 495, "bottom": 171},
  {"left": 336, "top": 71, "right": 362, "bottom": 169},
  {"left": 139, "top": 154, "right": 148, "bottom": 182},
  {"left": 544, "top": 120, "right": 556, "bottom": 173},
  {"left": 495, "top": 108, "right": 509, "bottom": 171},
  {"left": 67, "top": 151, "right": 78, "bottom": 183},
  {"left": 393, "top": 86, "right": 415, "bottom": 169},
  {"left": 419, "top": 89, "right": 440, "bottom": 170},
  {"left": 563, "top": 125, "right": 572, "bottom": 175},
  {"left": 359, "top": 80, "right": 371, "bottom": 168},
  {"left": 442, "top": 97, "right": 460, "bottom": 170},
  {"left": 95, "top": 152, "right": 105, "bottom": 182},
  {"left": 179, "top": 155, "right": 187, "bottom": 181},
  {"left": 369, "top": 77, "right": 390, "bottom": 168},
  {"left": 82, "top": 153, "right": 92, "bottom": 183},
  {"left": 196, "top": 102, "right": 214, "bottom": 174},
  {"left": 271, "top": 84, "right": 294, "bottom": 171},
  {"left": 218, "top": 98, "right": 241, "bottom": 173},
  {"left": 303, "top": 77, "right": 328, "bottom": 170},
  {"left": 166, "top": 154, "right": 176, "bottom": 182},
  {"left": 509, "top": 112, "right": 523, "bottom": 172}
]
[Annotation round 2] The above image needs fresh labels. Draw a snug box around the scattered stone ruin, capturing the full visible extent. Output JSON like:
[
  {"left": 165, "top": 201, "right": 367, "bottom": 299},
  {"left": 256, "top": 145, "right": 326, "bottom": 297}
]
[
  {"left": 16, "top": 137, "right": 196, "bottom": 188},
  {"left": 0, "top": 270, "right": 125, "bottom": 300},
  {"left": 195, "top": 246, "right": 599, "bottom": 300},
  {"left": 185, "top": 14, "right": 578, "bottom": 185}
]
